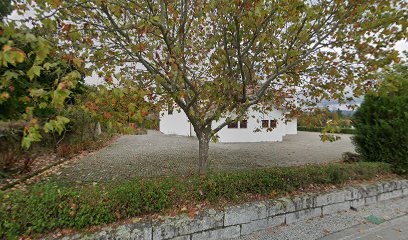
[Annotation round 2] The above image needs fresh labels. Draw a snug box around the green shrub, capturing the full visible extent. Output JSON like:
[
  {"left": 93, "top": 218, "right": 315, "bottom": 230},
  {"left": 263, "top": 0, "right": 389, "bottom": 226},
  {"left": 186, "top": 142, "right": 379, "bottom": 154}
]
[
  {"left": 0, "top": 162, "right": 391, "bottom": 239},
  {"left": 298, "top": 126, "right": 356, "bottom": 134},
  {"left": 0, "top": 123, "right": 22, "bottom": 172},
  {"left": 0, "top": 121, "right": 44, "bottom": 174},
  {"left": 352, "top": 64, "right": 408, "bottom": 174},
  {"left": 60, "top": 106, "right": 99, "bottom": 144}
]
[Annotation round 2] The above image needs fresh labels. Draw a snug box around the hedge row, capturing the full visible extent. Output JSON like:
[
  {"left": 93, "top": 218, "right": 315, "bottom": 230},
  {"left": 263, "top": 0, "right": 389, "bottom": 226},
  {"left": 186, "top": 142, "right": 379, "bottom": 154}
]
[
  {"left": 298, "top": 126, "right": 356, "bottom": 134},
  {"left": 0, "top": 162, "right": 391, "bottom": 239}
]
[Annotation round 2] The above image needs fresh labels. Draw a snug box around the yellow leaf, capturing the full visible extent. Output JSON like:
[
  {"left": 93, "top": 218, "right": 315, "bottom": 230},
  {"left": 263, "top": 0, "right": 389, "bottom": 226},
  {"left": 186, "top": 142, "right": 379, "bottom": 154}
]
[
  {"left": 50, "top": 0, "right": 62, "bottom": 8},
  {"left": 72, "top": 58, "right": 83, "bottom": 67},
  {"left": 15, "top": 50, "right": 27, "bottom": 63},
  {"left": 2, "top": 45, "right": 12, "bottom": 52},
  {"left": 131, "top": 218, "right": 142, "bottom": 223}
]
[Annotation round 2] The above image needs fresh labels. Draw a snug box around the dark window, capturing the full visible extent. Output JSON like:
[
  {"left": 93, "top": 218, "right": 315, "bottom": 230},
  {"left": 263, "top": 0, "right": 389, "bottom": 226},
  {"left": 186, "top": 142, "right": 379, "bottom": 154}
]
[
  {"left": 270, "top": 119, "right": 278, "bottom": 128},
  {"left": 228, "top": 121, "right": 238, "bottom": 128},
  {"left": 261, "top": 120, "right": 269, "bottom": 128},
  {"left": 240, "top": 120, "right": 248, "bottom": 128}
]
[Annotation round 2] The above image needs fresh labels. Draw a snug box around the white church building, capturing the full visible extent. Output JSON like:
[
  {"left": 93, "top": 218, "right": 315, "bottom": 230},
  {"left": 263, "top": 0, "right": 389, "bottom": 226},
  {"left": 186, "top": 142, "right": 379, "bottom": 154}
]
[{"left": 159, "top": 106, "right": 297, "bottom": 143}]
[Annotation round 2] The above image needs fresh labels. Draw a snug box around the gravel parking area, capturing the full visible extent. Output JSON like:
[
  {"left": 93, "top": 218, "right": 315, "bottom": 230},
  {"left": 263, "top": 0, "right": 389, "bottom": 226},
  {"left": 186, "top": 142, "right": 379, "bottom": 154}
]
[{"left": 54, "top": 131, "right": 355, "bottom": 182}]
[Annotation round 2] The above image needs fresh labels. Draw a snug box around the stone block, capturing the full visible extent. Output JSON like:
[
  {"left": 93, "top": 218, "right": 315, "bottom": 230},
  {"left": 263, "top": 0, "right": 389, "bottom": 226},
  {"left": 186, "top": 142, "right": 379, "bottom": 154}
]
[
  {"left": 366, "top": 184, "right": 382, "bottom": 197},
  {"left": 224, "top": 202, "right": 267, "bottom": 226},
  {"left": 357, "top": 186, "right": 369, "bottom": 198},
  {"left": 377, "top": 190, "right": 403, "bottom": 202},
  {"left": 315, "top": 191, "right": 347, "bottom": 206},
  {"left": 357, "top": 184, "right": 382, "bottom": 198},
  {"left": 403, "top": 188, "right": 408, "bottom": 196},
  {"left": 345, "top": 188, "right": 361, "bottom": 201},
  {"left": 350, "top": 198, "right": 365, "bottom": 208},
  {"left": 118, "top": 223, "right": 152, "bottom": 240},
  {"left": 365, "top": 196, "right": 377, "bottom": 205},
  {"left": 382, "top": 181, "right": 394, "bottom": 192},
  {"left": 285, "top": 207, "right": 322, "bottom": 224},
  {"left": 390, "top": 181, "right": 399, "bottom": 191},
  {"left": 268, "top": 198, "right": 295, "bottom": 216},
  {"left": 85, "top": 223, "right": 152, "bottom": 240},
  {"left": 171, "top": 236, "right": 190, "bottom": 240},
  {"left": 191, "top": 226, "right": 240, "bottom": 240},
  {"left": 268, "top": 195, "right": 315, "bottom": 216},
  {"left": 291, "top": 197, "right": 304, "bottom": 211},
  {"left": 240, "top": 219, "right": 268, "bottom": 235},
  {"left": 400, "top": 180, "right": 408, "bottom": 189},
  {"left": 293, "top": 195, "right": 316, "bottom": 210},
  {"left": 267, "top": 215, "right": 285, "bottom": 227},
  {"left": 322, "top": 201, "right": 350, "bottom": 215},
  {"left": 390, "top": 190, "right": 401, "bottom": 200},
  {"left": 394, "top": 180, "right": 402, "bottom": 190},
  {"left": 152, "top": 218, "right": 178, "bottom": 240},
  {"left": 60, "top": 234, "right": 83, "bottom": 240},
  {"left": 153, "top": 210, "right": 223, "bottom": 240}
]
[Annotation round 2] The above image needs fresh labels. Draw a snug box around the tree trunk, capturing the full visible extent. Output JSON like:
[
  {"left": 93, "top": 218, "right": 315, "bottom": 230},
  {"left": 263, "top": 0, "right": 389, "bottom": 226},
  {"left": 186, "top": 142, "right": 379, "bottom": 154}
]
[{"left": 198, "top": 134, "right": 210, "bottom": 176}]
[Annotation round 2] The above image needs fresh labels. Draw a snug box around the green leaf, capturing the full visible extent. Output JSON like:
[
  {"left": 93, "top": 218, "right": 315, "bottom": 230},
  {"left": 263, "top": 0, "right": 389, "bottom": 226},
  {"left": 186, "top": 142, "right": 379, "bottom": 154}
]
[
  {"left": 43, "top": 116, "right": 70, "bottom": 135},
  {"left": 22, "top": 126, "right": 42, "bottom": 149},
  {"left": 38, "top": 102, "right": 48, "bottom": 109},
  {"left": 51, "top": 89, "right": 71, "bottom": 107},
  {"left": 56, "top": 115, "right": 70, "bottom": 124},
  {"left": 29, "top": 88, "right": 47, "bottom": 97},
  {"left": 27, "top": 65, "right": 42, "bottom": 80},
  {"left": 3, "top": 71, "right": 20, "bottom": 80}
]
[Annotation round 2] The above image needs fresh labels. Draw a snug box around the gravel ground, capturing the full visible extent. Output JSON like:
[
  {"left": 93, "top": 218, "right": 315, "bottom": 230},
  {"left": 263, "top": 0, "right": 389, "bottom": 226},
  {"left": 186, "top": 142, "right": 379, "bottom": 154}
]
[
  {"left": 54, "top": 131, "right": 355, "bottom": 182},
  {"left": 233, "top": 196, "right": 408, "bottom": 240}
]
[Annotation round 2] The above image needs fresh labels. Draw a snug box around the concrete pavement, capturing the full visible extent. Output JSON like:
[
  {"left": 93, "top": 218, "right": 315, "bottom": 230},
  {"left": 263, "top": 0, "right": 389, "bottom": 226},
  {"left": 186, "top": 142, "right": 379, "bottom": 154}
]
[
  {"left": 234, "top": 196, "right": 408, "bottom": 240},
  {"left": 323, "top": 214, "right": 408, "bottom": 240}
]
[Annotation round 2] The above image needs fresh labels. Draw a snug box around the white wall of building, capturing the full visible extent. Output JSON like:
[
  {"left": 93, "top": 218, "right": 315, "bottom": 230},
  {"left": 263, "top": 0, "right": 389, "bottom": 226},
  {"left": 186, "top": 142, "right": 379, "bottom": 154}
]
[
  {"left": 159, "top": 107, "right": 297, "bottom": 142},
  {"left": 159, "top": 110, "right": 192, "bottom": 136},
  {"left": 215, "top": 108, "right": 285, "bottom": 142},
  {"left": 285, "top": 118, "right": 298, "bottom": 135}
]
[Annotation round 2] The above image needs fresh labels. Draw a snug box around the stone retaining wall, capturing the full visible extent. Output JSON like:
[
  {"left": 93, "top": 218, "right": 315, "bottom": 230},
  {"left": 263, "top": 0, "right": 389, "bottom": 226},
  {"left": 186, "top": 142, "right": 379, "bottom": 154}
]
[{"left": 59, "top": 179, "right": 408, "bottom": 240}]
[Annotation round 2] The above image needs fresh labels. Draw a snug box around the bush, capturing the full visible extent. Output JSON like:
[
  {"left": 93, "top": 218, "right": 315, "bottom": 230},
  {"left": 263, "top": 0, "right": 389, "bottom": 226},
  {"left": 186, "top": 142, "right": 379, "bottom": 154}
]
[
  {"left": 352, "top": 64, "right": 408, "bottom": 174},
  {"left": 0, "top": 123, "right": 22, "bottom": 172},
  {"left": 59, "top": 106, "right": 99, "bottom": 144},
  {"left": 0, "top": 162, "right": 391, "bottom": 239},
  {"left": 0, "top": 122, "right": 40, "bottom": 174},
  {"left": 297, "top": 126, "right": 356, "bottom": 134},
  {"left": 342, "top": 152, "right": 362, "bottom": 163},
  {"left": 56, "top": 133, "right": 115, "bottom": 158}
]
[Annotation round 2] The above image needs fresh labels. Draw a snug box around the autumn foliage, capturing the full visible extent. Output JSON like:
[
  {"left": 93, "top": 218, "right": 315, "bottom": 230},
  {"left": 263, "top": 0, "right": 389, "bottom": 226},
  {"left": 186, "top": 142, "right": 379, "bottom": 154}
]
[
  {"left": 14, "top": 0, "right": 408, "bottom": 173},
  {"left": 0, "top": 25, "right": 82, "bottom": 148}
]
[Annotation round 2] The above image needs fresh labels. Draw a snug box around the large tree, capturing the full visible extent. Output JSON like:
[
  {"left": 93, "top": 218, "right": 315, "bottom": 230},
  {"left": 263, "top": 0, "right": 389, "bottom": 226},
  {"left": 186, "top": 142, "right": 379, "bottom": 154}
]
[{"left": 19, "top": 0, "right": 407, "bottom": 174}]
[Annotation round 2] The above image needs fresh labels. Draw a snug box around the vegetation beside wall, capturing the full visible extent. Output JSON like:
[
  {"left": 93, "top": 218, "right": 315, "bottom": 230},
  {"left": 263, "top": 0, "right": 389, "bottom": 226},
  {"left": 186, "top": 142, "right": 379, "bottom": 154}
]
[
  {"left": 353, "top": 63, "right": 408, "bottom": 174},
  {"left": 0, "top": 162, "right": 392, "bottom": 239},
  {"left": 298, "top": 126, "right": 356, "bottom": 134},
  {"left": 297, "top": 108, "right": 356, "bottom": 138}
]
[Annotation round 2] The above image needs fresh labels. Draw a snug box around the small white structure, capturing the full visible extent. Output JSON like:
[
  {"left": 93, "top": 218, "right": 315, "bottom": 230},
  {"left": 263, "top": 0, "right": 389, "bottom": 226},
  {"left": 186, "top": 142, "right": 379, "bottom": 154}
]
[{"left": 160, "top": 106, "right": 297, "bottom": 143}]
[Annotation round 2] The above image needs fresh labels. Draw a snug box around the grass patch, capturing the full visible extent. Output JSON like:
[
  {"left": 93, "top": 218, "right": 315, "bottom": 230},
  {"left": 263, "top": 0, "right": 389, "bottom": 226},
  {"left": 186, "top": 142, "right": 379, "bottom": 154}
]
[
  {"left": 298, "top": 126, "right": 356, "bottom": 134},
  {"left": 0, "top": 162, "right": 392, "bottom": 239}
]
